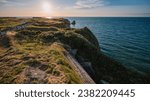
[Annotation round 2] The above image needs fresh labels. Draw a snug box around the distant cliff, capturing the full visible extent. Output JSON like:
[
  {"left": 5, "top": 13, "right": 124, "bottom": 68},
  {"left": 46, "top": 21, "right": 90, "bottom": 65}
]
[{"left": 0, "top": 17, "right": 149, "bottom": 84}]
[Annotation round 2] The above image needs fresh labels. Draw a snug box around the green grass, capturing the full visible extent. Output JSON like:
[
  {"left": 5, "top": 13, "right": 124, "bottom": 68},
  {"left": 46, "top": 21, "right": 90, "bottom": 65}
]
[
  {"left": 0, "top": 63, "right": 26, "bottom": 83},
  {"left": 48, "top": 43, "right": 83, "bottom": 83},
  {"left": 0, "top": 17, "right": 30, "bottom": 31},
  {"left": 61, "top": 65, "right": 83, "bottom": 84}
]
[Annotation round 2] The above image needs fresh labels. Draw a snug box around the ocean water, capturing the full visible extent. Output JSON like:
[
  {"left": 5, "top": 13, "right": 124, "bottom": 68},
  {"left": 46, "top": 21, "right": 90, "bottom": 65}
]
[{"left": 67, "top": 17, "right": 150, "bottom": 74}]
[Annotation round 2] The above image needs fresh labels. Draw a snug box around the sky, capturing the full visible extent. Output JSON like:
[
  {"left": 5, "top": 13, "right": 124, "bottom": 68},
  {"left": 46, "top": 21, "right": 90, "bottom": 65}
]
[{"left": 0, "top": 0, "right": 150, "bottom": 17}]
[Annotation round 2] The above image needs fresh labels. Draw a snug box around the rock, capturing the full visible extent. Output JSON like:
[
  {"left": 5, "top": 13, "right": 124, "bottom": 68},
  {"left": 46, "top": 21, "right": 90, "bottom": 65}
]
[
  {"left": 100, "top": 80, "right": 109, "bottom": 84},
  {"left": 71, "top": 20, "right": 76, "bottom": 25},
  {"left": 71, "top": 49, "right": 77, "bottom": 56},
  {"left": 74, "top": 27, "right": 100, "bottom": 49}
]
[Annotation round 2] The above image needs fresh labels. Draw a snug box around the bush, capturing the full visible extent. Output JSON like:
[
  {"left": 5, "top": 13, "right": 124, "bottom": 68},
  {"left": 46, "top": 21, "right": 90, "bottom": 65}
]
[
  {"left": 0, "top": 35, "right": 10, "bottom": 47},
  {"left": 25, "top": 59, "right": 41, "bottom": 67}
]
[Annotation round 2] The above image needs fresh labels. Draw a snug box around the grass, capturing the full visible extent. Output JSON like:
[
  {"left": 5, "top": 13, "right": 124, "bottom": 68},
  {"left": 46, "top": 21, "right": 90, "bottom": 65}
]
[
  {"left": 0, "top": 31, "right": 83, "bottom": 83},
  {"left": 0, "top": 17, "right": 93, "bottom": 84},
  {"left": 26, "top": 25, "right": 58, "bottom": 31},
  {"left": 0, "top": 17, "right": 30, "bottom": 31},
  {"left": 48, "top": 43, "right": 83, "bottom": 83},
  {"left": 0, "top": 63, "right": 26, "bottom": 83},
  {"left": 61, "top": 65, "right": 83, "bottom": 84}
]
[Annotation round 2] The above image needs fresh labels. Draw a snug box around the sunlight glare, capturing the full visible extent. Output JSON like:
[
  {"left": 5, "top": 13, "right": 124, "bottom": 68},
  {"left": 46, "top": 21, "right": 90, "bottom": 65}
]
[{"left": 42, "top": 1, "right": 52, "bottom": 15}]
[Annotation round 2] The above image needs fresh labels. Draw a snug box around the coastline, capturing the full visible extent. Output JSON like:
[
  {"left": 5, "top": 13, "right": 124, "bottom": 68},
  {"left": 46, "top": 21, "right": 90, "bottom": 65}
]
[{"left": 0, "top": 17, "right": 150, "bottom": 84}]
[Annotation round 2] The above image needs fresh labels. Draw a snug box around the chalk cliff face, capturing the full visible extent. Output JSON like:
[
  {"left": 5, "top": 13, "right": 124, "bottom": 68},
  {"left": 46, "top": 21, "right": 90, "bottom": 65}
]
[{"left": 0, "top": 17, "right": 149, "bottom": 84}]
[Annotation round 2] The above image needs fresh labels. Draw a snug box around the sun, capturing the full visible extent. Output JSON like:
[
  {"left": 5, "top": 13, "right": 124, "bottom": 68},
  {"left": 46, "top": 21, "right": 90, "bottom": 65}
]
[{"left": 42, "top": 1, "right": 52, "bottom": 15}]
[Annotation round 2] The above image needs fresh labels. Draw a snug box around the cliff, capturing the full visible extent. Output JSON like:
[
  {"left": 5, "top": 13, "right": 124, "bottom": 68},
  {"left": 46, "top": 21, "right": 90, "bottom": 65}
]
[{"left": 0, "top": 17, "right": 149, "bottom": 84}]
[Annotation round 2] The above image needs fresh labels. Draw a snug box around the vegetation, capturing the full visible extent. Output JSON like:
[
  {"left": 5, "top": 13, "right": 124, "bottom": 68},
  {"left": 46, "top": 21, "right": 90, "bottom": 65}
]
[{"left": 0, "top": 17, "right": 30, "bottom": 31}]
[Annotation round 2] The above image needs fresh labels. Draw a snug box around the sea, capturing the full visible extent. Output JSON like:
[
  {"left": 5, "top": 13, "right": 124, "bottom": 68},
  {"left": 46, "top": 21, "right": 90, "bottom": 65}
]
[{"left": 67, "top": 17, "right": 150, "bottom": 74}]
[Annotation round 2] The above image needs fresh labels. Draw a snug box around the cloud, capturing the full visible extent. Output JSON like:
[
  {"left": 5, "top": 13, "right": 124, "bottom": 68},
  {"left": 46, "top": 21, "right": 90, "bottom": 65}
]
[
  {"left": 0, "top": 0, "right": 13, "bottom": 6},
  {"left": 0, "top": 0, "right": 30, "bottom": 6},
  {"left": 0, "top": 0, "right": 9, "bottom": 3},
  {"left": 75, "top": 0, "right": 107, "bottom": 9}
]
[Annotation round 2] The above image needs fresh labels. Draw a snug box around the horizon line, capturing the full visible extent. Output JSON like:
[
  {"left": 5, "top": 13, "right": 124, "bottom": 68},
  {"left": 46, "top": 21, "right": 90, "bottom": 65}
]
[{"left": 0, "top": 16, "right": 150, "bottom": 18}]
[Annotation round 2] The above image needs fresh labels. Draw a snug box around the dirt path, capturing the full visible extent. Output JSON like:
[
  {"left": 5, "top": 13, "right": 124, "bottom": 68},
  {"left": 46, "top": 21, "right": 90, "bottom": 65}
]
[
  {"left": 64, "top": 51, "right": 95, "bottom": 84},
  {"left": 6, "top": 31, "right": 16, "bottom": 36}
]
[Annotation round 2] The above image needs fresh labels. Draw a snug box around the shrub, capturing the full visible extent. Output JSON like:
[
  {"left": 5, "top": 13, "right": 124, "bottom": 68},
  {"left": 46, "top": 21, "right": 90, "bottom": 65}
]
[
  {"left": 0, "top": 35, "right": 10, "bottom": 47},
  {"left": 25, "top": 59, "right": 41, "bottom": 67}
]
